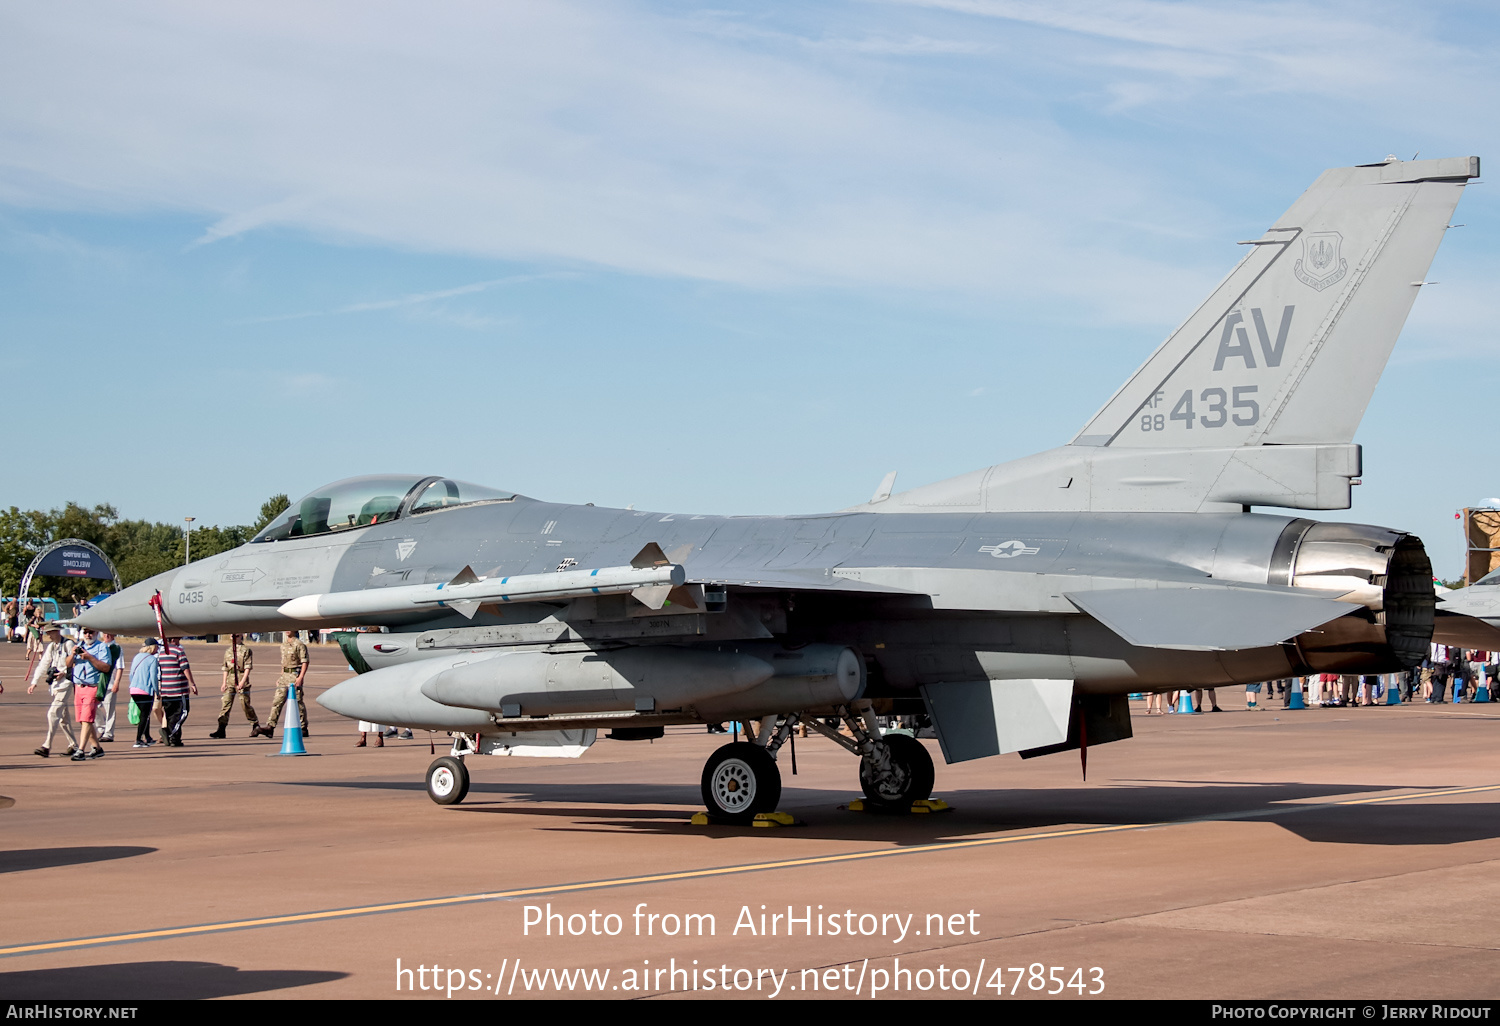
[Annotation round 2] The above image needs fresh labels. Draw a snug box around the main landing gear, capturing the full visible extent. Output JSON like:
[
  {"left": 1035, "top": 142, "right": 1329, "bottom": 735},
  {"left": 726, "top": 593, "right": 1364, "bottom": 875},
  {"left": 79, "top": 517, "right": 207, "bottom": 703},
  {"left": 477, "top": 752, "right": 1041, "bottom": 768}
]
[
  {"left": 425, "top": 710, "right": 937, "bottom": 817},
  {"left": 701, "top": 742, "right": 781, "bottom": 824},
  {"left": 697, "top": 702, "right": 936, "bottom": 823}
]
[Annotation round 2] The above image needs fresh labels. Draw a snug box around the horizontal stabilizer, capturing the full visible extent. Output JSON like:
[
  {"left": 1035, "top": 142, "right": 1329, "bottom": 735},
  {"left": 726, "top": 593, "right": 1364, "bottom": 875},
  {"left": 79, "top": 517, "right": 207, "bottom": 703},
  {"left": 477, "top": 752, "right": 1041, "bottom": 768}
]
[{"left": 1067, "top": 586, "right": 1358, "bottom": 651}]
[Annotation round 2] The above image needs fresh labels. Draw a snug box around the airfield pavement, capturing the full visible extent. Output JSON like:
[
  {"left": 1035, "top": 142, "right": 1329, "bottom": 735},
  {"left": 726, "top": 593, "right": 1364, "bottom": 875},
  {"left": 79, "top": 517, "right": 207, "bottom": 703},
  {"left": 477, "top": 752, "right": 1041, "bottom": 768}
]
[{"left": 1, "top": 639, "right": 1499, "bottom": 1002}]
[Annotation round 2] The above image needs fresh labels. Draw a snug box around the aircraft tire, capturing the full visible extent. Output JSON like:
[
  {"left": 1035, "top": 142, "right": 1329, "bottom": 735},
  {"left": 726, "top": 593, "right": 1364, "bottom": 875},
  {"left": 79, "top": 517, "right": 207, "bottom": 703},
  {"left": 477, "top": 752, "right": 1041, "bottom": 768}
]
[
  {"left": 859, "top": 733, "right": 935, "bottom": 810},
  {"left": 427, "top": 756, "right": 470, "bottom": 806},
  {"left": 701, "top": 742, "right": 781, "bottom": 824}
]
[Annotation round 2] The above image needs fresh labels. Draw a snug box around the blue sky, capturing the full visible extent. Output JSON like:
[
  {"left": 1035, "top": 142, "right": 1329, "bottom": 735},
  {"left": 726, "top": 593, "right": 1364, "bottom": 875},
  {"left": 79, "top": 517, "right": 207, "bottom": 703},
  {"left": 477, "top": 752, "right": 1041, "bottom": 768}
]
[{"left": 1, "top": 1, "right": 1496, "bottom": 575}]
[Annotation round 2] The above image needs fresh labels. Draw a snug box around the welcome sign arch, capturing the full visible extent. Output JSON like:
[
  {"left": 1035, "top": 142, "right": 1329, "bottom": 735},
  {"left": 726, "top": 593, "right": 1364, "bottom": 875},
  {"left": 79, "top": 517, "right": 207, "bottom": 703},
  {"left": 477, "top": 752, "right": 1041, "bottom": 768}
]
[{"left": 17, "top": 539, "right": 121, "bottom": 617}]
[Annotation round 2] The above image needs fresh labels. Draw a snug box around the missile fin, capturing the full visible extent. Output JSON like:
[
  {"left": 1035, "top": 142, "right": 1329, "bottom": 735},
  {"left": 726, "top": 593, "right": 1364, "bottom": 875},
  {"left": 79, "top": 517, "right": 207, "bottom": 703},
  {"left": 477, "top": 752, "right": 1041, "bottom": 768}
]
[
  {"left": 631, "top": 542, "right": 670, "bottom": 569},
  {"left": 448, "top": 565, "right": 481, "bottom": 587},
  {"left": 447, "top": 599, "right": 482, "bottom": 619},
  {"left": 664, "top": 585, "right": 702, "bottom": 611},
  {"left": 631, "top": 583, "right": 673, "bottom": 610}
]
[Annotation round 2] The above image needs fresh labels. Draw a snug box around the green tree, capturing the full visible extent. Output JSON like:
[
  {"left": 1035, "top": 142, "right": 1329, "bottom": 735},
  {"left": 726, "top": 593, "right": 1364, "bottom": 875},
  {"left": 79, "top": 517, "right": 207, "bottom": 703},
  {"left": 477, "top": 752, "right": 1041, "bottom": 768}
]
[
  {"left": 180, "top": 524, "right": 253, "bottom": 565},
  {"left": 0, "top": 506, "right": 53, "bottom": 595},
  {"left": 1, "top": 492, "right": 293, "bottom": 601},
  {"left": 254, "top": 494, "right": 290, "bottom": 533},
  {"left": 111, "top": 519, "right": 183, "bottom": 588}
]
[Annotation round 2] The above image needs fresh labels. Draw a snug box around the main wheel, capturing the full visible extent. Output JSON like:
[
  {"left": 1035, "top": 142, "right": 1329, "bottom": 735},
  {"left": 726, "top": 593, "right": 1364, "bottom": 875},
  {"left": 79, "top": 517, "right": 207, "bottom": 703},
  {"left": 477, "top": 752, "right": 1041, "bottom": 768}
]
[
  {"left": 700, "top": 742, "right": 781, "bottom": 824},
  {"left": 859, "top": 733, "right": 935, "bottom": 810},
  {"left": 426, "top": 756, "right": 470, "bottom": 806}
]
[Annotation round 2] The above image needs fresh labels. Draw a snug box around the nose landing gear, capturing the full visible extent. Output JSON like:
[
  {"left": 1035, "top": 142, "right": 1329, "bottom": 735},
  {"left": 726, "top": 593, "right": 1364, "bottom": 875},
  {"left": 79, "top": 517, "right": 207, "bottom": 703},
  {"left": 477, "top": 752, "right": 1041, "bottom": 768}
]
[{"left": 426, "top": 755, "right": 470, "bottom": 805}]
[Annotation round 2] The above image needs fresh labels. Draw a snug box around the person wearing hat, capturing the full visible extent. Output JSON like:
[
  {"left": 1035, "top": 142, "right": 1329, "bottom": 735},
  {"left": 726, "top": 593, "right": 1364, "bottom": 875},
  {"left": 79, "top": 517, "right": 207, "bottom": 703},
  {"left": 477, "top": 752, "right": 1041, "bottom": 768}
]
[
  {"left": 128, "top": 637, "right": 162, "bottom": 747},
  {"left": 67, "top": 627, "right": 114, "bottom": 760},
  {"left": 27, "top": 624, "right": 80, "bottom": 757}
]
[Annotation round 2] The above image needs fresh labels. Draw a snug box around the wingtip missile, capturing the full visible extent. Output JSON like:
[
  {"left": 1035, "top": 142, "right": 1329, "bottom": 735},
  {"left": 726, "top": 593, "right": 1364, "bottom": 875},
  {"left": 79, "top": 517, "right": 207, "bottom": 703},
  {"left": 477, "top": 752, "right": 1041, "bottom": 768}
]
[{"left": 276, "top": 550, "right": 686, "bottom": 622}]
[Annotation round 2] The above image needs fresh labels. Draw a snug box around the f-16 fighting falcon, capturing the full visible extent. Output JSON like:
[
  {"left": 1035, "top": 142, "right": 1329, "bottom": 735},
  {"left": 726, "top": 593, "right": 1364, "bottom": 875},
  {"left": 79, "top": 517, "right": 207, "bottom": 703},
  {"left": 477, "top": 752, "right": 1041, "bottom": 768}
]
[
  {"left": 80, "top": 156, "right": 1480, "bottom": 821},
  {"left": 1435, "top": 571, "right": 1500, "bottom": 649}
]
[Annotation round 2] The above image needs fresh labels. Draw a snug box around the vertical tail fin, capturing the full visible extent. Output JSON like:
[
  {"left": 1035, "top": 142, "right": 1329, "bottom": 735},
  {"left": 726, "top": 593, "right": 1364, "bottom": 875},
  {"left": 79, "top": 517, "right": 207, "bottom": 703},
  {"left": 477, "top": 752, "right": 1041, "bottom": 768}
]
[
  {"left": 853, "top": 157, "right": 1478, "bottom": 515},
  {"left": 1074, "top": 156, "right": 1478, "bottom": 449}
]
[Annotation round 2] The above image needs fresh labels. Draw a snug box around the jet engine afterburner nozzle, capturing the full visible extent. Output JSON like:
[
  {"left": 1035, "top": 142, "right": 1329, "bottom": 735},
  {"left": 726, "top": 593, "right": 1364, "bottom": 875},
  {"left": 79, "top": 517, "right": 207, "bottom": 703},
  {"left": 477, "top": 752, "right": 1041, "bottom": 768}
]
[{"left": 1272, "top": 520, "right": 1435, "bottom": 670}]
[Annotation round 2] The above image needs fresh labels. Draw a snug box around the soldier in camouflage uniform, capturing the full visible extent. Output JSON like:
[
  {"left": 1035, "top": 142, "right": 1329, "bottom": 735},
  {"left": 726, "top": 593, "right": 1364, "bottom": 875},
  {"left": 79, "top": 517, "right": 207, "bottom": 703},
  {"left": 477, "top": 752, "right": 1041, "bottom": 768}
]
[
  {"left": 210, "top": 634, "right": 263, "bottom": 739},
  {"left": 263, "top": 630, "right": 310, "bottom": 738}
]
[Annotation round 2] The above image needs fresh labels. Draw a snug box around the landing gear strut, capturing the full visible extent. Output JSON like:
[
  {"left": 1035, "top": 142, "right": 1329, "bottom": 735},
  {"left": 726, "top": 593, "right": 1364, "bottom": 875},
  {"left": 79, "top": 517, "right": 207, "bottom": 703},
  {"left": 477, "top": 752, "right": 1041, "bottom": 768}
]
[{"left": 804, "top": 702, "right": 935, "bottom": 811}]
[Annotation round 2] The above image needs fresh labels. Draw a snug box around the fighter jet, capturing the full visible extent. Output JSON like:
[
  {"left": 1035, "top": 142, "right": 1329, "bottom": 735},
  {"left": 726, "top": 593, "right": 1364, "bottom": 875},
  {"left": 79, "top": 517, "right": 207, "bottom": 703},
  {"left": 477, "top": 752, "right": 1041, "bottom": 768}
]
[
  {"left": 1434, "top": 572, "right": 1500, "bottom": 649},
  {"left": 80, "top": 155, "right": 1478, "bottom": 821}
]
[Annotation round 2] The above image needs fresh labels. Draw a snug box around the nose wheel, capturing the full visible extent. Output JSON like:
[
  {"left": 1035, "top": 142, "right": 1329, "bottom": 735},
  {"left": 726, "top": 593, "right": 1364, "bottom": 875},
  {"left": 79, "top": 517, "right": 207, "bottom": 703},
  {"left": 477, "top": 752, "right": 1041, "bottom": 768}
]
[
  {"left": 426, "top": 756, "right": 470, "bottom": 805},
  {"left": 701, "top": 742, "right": 781, "bottom": 824}
]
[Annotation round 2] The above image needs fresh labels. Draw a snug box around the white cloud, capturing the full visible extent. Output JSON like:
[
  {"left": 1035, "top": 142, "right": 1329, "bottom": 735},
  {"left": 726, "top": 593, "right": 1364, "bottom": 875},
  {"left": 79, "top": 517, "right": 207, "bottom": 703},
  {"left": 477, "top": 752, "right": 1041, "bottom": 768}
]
[
  {"left": 0, "top": 0, "right": 1493, "bottom": 330},
  {"left": 238, "top": 272, "right": 572, "bottom": 324}
]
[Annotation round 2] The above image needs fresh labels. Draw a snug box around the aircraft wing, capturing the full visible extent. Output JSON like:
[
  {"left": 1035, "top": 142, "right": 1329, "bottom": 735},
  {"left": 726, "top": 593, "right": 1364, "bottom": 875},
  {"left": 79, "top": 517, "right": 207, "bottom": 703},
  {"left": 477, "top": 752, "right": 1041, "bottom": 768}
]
[
  {"left": 688, "top": 569, "right": 921, "bottom": 595},
  {"left": 1066, "top": 585, "right": 1359, "bottom": 652}
]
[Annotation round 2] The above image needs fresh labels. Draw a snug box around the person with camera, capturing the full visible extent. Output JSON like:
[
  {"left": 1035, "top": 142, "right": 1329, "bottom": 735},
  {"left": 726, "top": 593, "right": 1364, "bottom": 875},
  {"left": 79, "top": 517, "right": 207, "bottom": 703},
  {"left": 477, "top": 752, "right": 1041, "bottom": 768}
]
[
  {"left": 27, "top": 624, "right": 80, "bottom": 757},
  {"left": 67, "top": 627, "right": 114, "bottom": 760}
]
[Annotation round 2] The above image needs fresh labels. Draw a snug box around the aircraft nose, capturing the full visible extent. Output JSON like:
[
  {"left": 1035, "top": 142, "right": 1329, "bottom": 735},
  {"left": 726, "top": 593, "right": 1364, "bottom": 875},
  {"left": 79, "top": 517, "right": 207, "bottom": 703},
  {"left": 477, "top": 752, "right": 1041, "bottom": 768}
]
[{"left": 75, "top": 572, "right": 174, "bottom": 635}]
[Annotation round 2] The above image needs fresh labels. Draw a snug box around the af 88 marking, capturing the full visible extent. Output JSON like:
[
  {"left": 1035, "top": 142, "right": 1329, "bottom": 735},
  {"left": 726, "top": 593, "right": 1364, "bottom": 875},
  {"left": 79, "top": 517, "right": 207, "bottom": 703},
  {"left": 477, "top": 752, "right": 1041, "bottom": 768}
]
[{"left": 1140, "top": 386, "right": 1259, "bottom": 432}]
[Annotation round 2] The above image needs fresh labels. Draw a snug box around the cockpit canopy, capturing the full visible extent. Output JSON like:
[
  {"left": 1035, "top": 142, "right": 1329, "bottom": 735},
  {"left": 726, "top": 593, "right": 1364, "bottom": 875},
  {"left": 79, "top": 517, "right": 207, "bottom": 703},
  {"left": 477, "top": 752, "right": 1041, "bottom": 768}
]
[{"left": 251, "top": 475, "right": 514, "bottom": 542}]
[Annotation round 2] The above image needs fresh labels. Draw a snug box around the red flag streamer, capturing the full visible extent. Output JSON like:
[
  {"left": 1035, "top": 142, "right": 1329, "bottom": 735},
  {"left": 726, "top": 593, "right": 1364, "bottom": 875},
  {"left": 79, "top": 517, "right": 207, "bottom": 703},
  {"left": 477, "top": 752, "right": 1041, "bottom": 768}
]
[{"left": 148, "top": 591, "right": 166, "bottom": 645}]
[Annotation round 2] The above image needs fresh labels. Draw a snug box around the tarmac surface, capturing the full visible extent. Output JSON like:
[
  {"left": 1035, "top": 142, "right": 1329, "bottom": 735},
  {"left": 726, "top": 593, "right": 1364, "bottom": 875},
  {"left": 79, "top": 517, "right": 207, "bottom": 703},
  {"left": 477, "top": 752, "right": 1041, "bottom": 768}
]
[{"left": 1, "top": 638, "right": 1498, "bottom": 1001}]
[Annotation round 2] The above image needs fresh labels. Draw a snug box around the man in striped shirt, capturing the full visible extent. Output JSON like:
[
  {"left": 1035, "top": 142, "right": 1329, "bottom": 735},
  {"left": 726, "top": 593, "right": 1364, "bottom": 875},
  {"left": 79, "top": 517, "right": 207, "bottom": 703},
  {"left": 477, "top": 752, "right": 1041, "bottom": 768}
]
[{"left": 157, "top": 638, "right": 198, "bottom": 747}]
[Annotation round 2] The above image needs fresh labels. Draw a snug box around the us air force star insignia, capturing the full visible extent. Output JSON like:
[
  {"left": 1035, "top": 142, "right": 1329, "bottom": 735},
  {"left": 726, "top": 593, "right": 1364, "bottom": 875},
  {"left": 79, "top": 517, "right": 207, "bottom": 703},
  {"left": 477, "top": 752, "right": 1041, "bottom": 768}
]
[
  {"left": 396, "top": 541, "right": 417, "bottom": 561},
  {"left": 980, "top": 540, "right": 1040, "bottom": 558}
]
